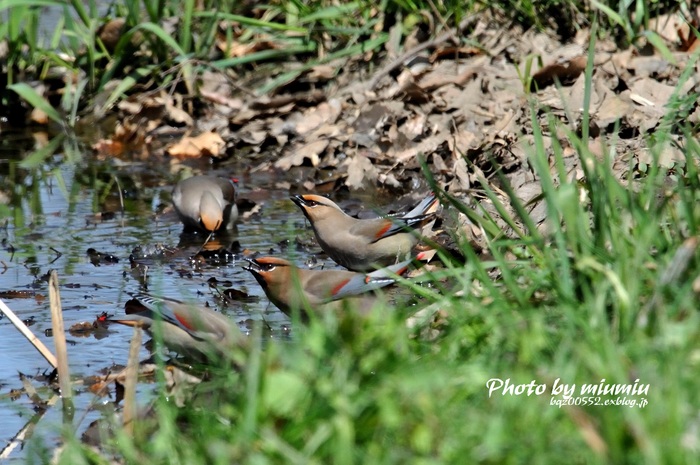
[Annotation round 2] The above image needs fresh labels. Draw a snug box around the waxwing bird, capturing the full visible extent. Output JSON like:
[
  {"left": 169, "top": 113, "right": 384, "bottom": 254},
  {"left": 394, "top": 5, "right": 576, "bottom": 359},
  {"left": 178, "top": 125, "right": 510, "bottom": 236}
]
[
  {"left": 110, "top": 294, "right": 247, "bottom": 360},
  {"left": 290, "top": 194, "right": 439, "bottom": 271},
  {"left": 244, "top": 256, "right": 414, "bottom": 317},
  {"left": 172, "top": 175, "right": 238, "bottom": 233}
]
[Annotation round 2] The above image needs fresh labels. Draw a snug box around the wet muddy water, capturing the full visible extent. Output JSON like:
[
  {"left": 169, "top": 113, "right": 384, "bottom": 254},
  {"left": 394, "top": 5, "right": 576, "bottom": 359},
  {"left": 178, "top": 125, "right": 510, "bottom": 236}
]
[{"left": 0, "top": 136, "right": 372, "bottom": 459}]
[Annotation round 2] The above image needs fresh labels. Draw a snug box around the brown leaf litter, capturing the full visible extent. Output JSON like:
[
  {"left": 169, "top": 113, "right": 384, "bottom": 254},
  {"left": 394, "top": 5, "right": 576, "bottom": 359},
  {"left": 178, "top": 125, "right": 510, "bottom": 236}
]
[{"left": 87, "top": 7, "right": 700, "bottom": 252}]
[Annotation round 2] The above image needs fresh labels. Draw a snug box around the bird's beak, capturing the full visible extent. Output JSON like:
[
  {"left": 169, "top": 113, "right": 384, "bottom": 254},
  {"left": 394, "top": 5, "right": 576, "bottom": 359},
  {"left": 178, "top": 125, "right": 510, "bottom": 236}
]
[
  {"left": 242, "top": 257, "right": 260, "bottom": 273},
  {"left": 290, "top": 195, "right": 307, "bottom": 208}
]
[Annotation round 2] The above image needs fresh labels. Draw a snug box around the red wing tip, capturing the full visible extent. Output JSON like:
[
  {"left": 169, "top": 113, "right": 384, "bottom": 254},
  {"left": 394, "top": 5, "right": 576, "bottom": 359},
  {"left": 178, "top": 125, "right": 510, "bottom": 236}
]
[
  {"left": 331, "top": 278, "right": 351, "bottom": 297},
  {"left": 375, "top": 222, "right": 393, "bottom": 240},
  {"left": 416, "top": 249, "right": 436, "bottom": 261},
  {"left": 174, "top": 314, "right": 195, "bottom": 331}
]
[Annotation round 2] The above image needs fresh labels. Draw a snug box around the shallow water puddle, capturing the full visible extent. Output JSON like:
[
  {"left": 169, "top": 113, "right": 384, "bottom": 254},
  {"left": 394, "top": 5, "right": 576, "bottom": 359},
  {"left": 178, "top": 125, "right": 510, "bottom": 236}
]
[{"left": 0, "top": 150, "right": 320, "bottom": 459}]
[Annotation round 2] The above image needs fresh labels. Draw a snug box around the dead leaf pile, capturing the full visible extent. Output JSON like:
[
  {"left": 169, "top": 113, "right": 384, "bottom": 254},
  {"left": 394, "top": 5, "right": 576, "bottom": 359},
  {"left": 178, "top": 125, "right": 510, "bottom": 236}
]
[{"left": 92, "top": 7, "right": 699, "bottom": 246}]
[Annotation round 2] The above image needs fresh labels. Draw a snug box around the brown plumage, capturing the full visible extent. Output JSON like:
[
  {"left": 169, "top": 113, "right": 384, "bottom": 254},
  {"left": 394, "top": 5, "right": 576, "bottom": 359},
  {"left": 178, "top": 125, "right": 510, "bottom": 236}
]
[
  {"left": 290, "top": 194, "right": 438, "bottom": 271},
  {"left": 110, "top": 294, "right": 248, "bottom": 361},
  {"left": 244, "top": 256, "right": 412, "bottom": 317}
]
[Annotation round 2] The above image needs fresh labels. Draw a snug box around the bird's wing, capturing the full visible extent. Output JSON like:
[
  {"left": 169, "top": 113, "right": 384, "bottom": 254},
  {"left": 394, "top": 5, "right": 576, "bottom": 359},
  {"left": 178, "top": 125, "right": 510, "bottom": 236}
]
[
  {"left": 214, "top": 177, "right": 237, "bottom": 202},
  {"left": 348, "top": 217, "right": 398, "bottom": 242},
  {"left": 362, "top": 214, "right": 434, "bottom": 243},
  {"left": 327, "top": 258, "right": 412, "bottom": 300},
  {"left": 130, "top": 294, "right": 219, "bottom": 341},
  {"left": 404, "top": 193, "right": 439, "bottom": 218},
  {"left": 354, "top": 194, "right": 439, "bottom": 243}
]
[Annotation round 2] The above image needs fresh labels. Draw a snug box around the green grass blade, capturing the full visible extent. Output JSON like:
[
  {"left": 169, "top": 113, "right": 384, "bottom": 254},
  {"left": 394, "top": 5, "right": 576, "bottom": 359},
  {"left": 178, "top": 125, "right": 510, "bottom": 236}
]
[
  {"left": 181, "top": 0, "right": 194, "bottom": 53},
  {"left": 130, "top": 22, "right": 187, "bottom": 56},
  {"left": 211, "top": 43, "right": 317, "bottom": 69},
  {"left": 257, "top": 34, "right": 388, "bottom": 94},
  {"left": 492, "top": 167, "right": 543, "bottom": 245},
  {"left": 298, "top": 2, "right": 361, "bottom": 24},
  {"left": 19, "top": 134, "right": 65, "bottom": 169},
  {"left": 8, "top": 82, "right": 64, "bottom": 126},
  {"left": 195, "top": 11, "right": 307, "bottom": 33},
  {"left": 67, "top": 0, "right": 90, "bottom": 27},
  {"left": 643, "top": 31, "right": 676, "bottom": 65},
  {"left": 103, "top": 67, "right": 153, "bottom": 110},
  {"left": 580, "top": 22, "right": 597, "bottom": 147},
  {"left": 590, "top": 0, "right": 624, "bottom": 27}
]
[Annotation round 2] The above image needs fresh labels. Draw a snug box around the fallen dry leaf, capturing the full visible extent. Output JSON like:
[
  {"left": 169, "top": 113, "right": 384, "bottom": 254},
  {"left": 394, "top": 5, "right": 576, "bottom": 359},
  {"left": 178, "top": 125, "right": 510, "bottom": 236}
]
[
  {"left": 402, "top": 113, "right": 427, "bottom": 140},
  {"left": 92, "top": 139, "right": 125, "bottom": 158},
  {"left": 294, "top": 99, "right": 342, "bottom": 136},
  {"left": 97, "top": 18, "right": 126, "bottom": 52},
  {"left": 30, "top": 107, "right": 48, "bottom": 125},
  {"left": 167, "top": 132, "right": 225, "bottom": 158},
  {"left": 418, "top": 57, "right": 486, "bottom": 91},
  {"left": 117, "top": 98, "right": 143, "bottom": 115},
  {"left": 237, "top": 120, "right": 268, "bottom": 146},
  {"left": 92, "top": 120, "right": 151, "bottom": 159},
  {"left": 250, "top": 91, "right": 325, "bottom": 111},
  {"left": 163, "top": 95, "right": 194, "bottom": 126},
  {"left": 305, "top": 64, "right": 339, "bottom": 81},
  {"left": 629, "top": 78, "right": 677, "bottom": 107},
  {"left": 390, "top": 132, "right": 449, "bottom": 164},
  {"left": 274, "top": 139, "right": 329, "bottom": 170},
  {"left": 430, "top": 45, "right": 482, "bottom": 62},
  {"left": 532, "top": 56, "right": 587, "bottom": 90},
  {"left": 345, "top": 154, "right": 378, "bottom": 189},
  {"left": 446, "top": 157, "right": 471, "bottom": 193},
  {"left": 595, "top": 89, "right": 632, "bottom": 127}
]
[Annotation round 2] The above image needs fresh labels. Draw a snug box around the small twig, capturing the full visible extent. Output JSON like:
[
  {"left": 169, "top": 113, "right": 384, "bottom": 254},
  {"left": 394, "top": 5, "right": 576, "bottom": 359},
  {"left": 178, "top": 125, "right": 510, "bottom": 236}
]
[
  {"left": 113, "top": 175, "right": 125, "bottom": 215},
  {"left": 196, "top": 231, "right": 215, "bottom": 255},
  {"left": 48, "top": 247, "right": 62, "bottom": 265},
  {"left": 123, "top": 326, "right": 142, "bottom": 434},
  {"left": 259, "top": 312, "right": 272, "bottom": 333},
  {"left": 0, "top": 299, "right": 57, "bottom": 368},
  {"left": 49, "top": 270, "right": 73, "bottom": 413},
  {"left": 20, "top": 373, "right": 46, "bottom": 407},
  {"left": 426, "top": 0, "right": 459, "bottom": 45}
]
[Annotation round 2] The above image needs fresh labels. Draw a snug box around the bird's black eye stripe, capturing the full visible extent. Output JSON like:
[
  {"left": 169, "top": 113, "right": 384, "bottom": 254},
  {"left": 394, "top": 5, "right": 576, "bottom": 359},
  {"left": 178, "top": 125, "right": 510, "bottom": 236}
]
[
  {"left": 253, "top": 262, "right": 277, "bottom": 272},
  {"left": 305, "top": 199, "right": 319, "bottom": 207}
]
